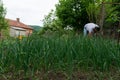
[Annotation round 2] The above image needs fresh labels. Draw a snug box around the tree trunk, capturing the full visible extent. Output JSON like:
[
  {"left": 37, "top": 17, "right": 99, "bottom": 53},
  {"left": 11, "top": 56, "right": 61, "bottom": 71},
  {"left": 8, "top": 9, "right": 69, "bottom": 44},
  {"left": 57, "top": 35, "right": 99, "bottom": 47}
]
[
  {"left": 99, "top": 2, "right": 105, "bottom": 35},
  {"left": 0, "top": 31, "right": 1, "bottom": 39}
]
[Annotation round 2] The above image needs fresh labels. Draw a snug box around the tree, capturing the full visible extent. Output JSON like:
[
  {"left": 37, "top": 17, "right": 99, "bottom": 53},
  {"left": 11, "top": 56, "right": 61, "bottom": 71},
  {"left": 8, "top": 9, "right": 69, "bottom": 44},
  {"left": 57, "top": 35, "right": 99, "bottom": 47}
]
[
  {"left": 86, "top": 0, "right": 102, "bottom": 23},
  {"left": 0, "top": 0, "right": 8, "bottom": 38},
  {"left": 100, "top": 0, "right": 120, "bottom": 28},
  {"left": 42, "top": 10, "right": 63, "bottom": 33},
  {"left": 82, "top": 0, "right": 119, "bottom": 32},
  {"left": 42, "top": 0, "right": 119, "bottom": 35},
  {"left": 97, "top": 0, "right": 120, "bottom": 35},
  {"left": 112, "top": 0, "right": 120, "bottom": 22},
  {"left": 56, "top": 0, "right": 90, "bottom": 32}
]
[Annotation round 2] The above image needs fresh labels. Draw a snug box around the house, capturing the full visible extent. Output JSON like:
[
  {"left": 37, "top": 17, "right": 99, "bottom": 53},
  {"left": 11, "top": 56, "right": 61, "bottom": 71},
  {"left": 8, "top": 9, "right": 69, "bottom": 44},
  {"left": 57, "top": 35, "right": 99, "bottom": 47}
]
[{"left": 6, "top": 18, "right": 33, "bottom": 37}]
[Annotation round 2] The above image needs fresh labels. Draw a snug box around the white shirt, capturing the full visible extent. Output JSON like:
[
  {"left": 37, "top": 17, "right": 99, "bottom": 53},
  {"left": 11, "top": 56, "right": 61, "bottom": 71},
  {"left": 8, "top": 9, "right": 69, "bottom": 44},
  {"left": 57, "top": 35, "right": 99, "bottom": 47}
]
[{"left": 84, "top": 23, "right": 99, "bottom": 36}]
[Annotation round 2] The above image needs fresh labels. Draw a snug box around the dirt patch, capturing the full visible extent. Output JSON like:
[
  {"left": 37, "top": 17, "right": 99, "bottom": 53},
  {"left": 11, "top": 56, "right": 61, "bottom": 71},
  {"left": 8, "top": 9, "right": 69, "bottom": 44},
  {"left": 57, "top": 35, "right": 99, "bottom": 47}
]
[{"left": 1, "top": 70, "right": 120, "bottom": 80}]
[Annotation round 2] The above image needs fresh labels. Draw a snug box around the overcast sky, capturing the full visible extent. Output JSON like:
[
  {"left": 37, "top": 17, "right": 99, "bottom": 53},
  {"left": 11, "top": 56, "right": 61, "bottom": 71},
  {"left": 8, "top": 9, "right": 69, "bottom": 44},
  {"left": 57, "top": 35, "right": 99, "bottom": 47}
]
[{"left": 3, "top": 0, "right": 59, "bottom": 26}]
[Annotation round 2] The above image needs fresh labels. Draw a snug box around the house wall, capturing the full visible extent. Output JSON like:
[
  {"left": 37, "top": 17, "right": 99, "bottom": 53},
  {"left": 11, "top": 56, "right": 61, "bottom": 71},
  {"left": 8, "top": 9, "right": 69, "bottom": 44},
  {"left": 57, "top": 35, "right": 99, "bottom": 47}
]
[
  {"left": 26, "top": 29, "right": 33, "bottom": 36},
  {"left": 10, "top": 26, "right": 26, "bottom": 37}
]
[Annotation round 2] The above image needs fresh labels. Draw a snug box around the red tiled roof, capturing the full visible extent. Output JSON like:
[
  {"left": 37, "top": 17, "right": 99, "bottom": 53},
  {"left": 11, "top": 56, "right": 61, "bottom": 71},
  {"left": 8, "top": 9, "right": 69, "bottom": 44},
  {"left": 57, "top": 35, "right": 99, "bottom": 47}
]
[{"left": 6, "top": 19, "right": 33, "bottom": 30}]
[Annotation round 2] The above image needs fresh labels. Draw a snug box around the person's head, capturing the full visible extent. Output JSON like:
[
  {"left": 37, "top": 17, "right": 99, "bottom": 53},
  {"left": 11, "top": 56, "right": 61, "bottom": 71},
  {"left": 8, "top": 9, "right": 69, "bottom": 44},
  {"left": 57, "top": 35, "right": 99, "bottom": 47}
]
[
  {"left": 93, "top": 25, "right": 100, "bottom": 33},
  {"left": 95, "top": 27, "right": 100, "bottom": 31}
]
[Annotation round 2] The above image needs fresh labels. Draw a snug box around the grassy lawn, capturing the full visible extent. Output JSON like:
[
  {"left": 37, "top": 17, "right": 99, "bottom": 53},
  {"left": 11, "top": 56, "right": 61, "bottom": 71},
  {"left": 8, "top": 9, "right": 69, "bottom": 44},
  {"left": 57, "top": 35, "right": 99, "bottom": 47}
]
[{"left": 0, "top": 34, "right": 120, "bottom": 80}]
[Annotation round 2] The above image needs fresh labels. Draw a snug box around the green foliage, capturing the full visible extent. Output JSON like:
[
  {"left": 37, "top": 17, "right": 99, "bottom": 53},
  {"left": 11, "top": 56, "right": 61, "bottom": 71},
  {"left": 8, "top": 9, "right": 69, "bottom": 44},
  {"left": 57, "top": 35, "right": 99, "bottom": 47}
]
[
  {"left": 56, "top": 0, "right": 89, "bottom": 31},
  {"left": 106, "top": 11, "right": 119, "bottom": 23},
  {"left": 41, "top": 10, "right": 66, "bottom": 35},
  {"left": 42, "top": 0, "right": 120, "bottom": 33},
  {"left": 1, "top": 27, "right": 9, "bottom": 38},
  {"left": 112, "top": 0, "right": 120, "bottom": 21},
  {"left": 43, "top": 10, "right": 62, "bottom": 31},
  {"left": 0, "top": 35, "right": 120, "bottom": 72},
  {"left": 117, "top": 29, "right": 120, "bottom": 32},
  {"left": 0, "top": 1, "right": 8, "bottom": 31},
  {"left": 56, "top": 0, "right": 115, "bottom": 30},
  {"left": 105, "top": 1, "right": 119, "bottom": 24},
  {"left": 43, "top": 10, "right": 55, "bottom": 28},
  {"left": 1, "top": 34, "right": 120, "bottom": 79},
  {"left": 86, "top": 1, "right": 101, "bottom": 23}
]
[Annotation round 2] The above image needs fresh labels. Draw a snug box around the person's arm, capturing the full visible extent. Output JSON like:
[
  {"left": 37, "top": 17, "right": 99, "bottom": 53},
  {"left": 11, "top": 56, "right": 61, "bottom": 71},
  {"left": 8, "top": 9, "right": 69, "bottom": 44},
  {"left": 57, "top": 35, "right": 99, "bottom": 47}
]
[{"left": 88, "top": 31, "right": 94, "bottom": 37}]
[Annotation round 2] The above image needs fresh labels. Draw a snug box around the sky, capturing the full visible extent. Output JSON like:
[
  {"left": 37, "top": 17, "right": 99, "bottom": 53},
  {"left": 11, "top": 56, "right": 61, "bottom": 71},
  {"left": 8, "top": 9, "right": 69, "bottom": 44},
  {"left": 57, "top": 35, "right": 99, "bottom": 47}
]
[{"left": 3, "top": 0, "right": 59, "bottom": 26}]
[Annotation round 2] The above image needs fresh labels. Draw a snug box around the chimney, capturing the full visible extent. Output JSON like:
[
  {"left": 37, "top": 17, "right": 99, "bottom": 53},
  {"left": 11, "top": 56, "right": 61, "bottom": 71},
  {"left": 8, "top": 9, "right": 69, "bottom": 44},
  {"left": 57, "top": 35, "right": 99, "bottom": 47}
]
[{"left": 16, "top": 18, "right": 20, "bottom": 22}]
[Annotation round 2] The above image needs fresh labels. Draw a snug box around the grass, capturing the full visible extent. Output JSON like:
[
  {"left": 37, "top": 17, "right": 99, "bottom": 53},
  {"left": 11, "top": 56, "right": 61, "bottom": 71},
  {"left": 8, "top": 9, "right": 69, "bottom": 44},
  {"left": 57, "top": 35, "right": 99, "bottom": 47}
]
[{"left": 0, "top": 34, "right": 120, "bottom": 79}]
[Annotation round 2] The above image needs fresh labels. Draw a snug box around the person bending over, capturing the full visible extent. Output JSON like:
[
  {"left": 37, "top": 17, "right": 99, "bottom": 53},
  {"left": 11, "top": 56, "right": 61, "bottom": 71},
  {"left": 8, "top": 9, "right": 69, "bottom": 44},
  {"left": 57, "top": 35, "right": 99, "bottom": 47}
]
[{"left": 84, "top": 23, "right": 100, "bottom": 37}]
